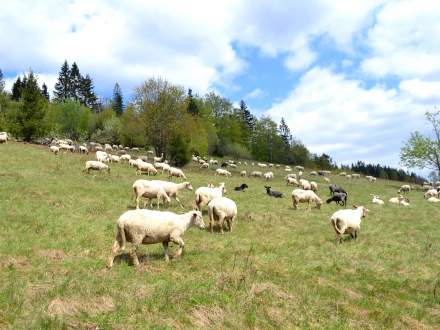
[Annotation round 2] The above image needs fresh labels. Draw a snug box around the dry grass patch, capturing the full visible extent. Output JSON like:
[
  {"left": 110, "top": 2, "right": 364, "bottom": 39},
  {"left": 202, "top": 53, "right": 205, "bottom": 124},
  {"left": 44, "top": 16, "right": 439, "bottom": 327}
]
[
  {"left": 36, "top": 249, "right": 66, "bottom": 261},
  {"left": 47, "top": 296, "right": 115, "bottom": 318},
  {"left": 190, "top": 305, "right": 225, "bottom": 328},
  {"left": 0, "top": 255, "right": 30, "bottom": 270}
]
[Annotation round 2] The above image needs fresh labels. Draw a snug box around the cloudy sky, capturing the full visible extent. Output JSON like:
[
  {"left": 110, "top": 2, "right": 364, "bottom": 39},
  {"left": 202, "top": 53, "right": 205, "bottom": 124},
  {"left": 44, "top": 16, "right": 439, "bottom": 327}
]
[{"left": 1, "top": 0, "right": 439, "bottom": 171}]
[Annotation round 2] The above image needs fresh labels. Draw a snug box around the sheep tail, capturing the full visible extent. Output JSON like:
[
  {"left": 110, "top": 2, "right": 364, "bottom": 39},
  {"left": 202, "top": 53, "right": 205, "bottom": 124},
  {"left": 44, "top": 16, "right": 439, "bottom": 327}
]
[{"left": 333, "top": 218, "right": 344, "bottom": 235}]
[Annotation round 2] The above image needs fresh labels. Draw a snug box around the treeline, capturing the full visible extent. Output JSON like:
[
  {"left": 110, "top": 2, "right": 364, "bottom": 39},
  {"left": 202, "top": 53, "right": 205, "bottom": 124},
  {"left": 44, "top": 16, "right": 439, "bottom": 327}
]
[{"left": 343, "top": 161, "right": 425, "bottom": 184}]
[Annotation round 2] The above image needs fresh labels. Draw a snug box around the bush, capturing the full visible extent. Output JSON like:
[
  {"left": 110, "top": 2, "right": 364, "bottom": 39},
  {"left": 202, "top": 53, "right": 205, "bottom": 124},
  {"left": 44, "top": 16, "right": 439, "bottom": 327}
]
[{"left": 168, "top": 133, "right": 190, "bottom": 167}]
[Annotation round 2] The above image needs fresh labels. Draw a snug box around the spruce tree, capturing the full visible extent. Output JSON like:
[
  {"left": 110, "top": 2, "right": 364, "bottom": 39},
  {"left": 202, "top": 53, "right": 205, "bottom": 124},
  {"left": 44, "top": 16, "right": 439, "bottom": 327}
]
[
  {"left": 69, "top": 62, "right": 81, "bottom": 100},
  {"left": 112, "top": 82, "right": 123, "bottom": 116},
  {"left": 11, "top": 77, "right": 23, "bottom": 101},
  {"left": 0, "top": 69, "right": 4, "bottom": 93},
  {"left": 79, "top": 74, "right": 98, "bottom": 110},
  {"left": 53, "top": 60, "right": 70, "bottom": 101},
  {"left": 41, "top": 83, "right": 50, "bottom": 101},
  {"left": 187, "top": 89, "right": 198, "bottom": 115},
  {"left": 279, "top": 118, "right": 292, "bottom": 147}
]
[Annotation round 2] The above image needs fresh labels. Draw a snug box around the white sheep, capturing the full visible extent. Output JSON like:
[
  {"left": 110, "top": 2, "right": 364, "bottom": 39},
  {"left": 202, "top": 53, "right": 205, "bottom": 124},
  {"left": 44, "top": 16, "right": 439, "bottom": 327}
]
[
  {"left": 299, "top": 179, "right": 311, "bottom": 190},
  {"left": 286, "top": 177, "right": 299, "bottom": 186},
  {"left": 155, "top": 162, "right": 171, "bottom": 174},
  {"left": 427, "top": 197, "right": 440, "bottom": 203},
  {"left": 96, "top": 151, "right": 109, "bottom": 163},
  {"left": 107, "top": 210, "right": 205, "bottom": 268},
  {"left": 168, "top": 167, "right": 187, "bottom": 179},
  {"left": 250, "top": 171, "right": 262, "bottom": 177},
  {"left": 389, "top": 195, "right": 410, "bottom": 206},
  {"left": 398, "top": 184, "right": 411, "bottom": 193},
  {"left": 200, "top": 162, "right": 209, "bottom": 169},
  {"left": 78, "top": 145, "right": 89, "bottom": 154},
  {"left": 153, "top": 153, "right": 164, "bottom": 163},
  {"left": 291, "top": 189, "right": 322, "bottom": 210},
  {"left": 295, "top": 166, "right": 304, "bottom": 171},
  {"left": 109, "top": 155, "right": 120, "bottom": 163},
  {"left": 366, "top": 175, "right": 377, "bottom": 182},
  {"left": 324, "top": 177, "right": 331, "bottom": 183},
  {"left": 339, "top": 172, "right": 347, "bottom": 176},
  {"left": 207, "top": 197, "right": 237, "bottom": 233},
  {"left": 352, "top": 173, "right": 361, "bottom": 179},
  {"left": 240, "top": 170, "right": 247, "bottom": 177},
  {"left": 215, "top": 168, "right": 231, "bottom": 177},
  {"left": 0, "top": 132, "right": 9, "bottom": 143},
  {"left": 372, "top": 195, "right": 384, "bottom": 205},
  {"left": 424, "top": 189, "right": 439, "bottom": 199},
  {"left": 104, "top": 144, "right": 113, "bottom": 152},
  {"left": 49, "top": 145, "right": 59, "bottom": 155},
  {"left": 120, "top": 154, "right": 131, "bottom": 162},
  {"left": 264, "top": 171, "right": 274, "bottom": 181},
  {"left": 150, "top": 180, "right": 193, "bottom": 208},
  {"left": 257, "top": 163, "right": 267, "bottom": 168},
  {"left": 310, "top": 171, "right": 318, "bottom": 176},
  {"left": 229, "top": 163, "right": 237, "bottom": 168},
  {"left": 330, "top": 206, "right": 369, "bottom": 243},
  {"left": 132, "top": 180, "right": 171, "bottom": 209},
  {"left": 83, "top": 160, "right": 110, "bottom": 174},
  {"left": 136, "top": 161, "right": 158, "bottom": 176},
  {"left": 310, "top": 181, "right": 318, "bottom": 192},
  {"left": 59, "top": 143, "right": 75, "bottom": 152},
  {"left": 195, "top": 183, "right": 226, "bottom": 210},
  {"left": 128, "top": 159, "right": 138, "bottom": 167}
]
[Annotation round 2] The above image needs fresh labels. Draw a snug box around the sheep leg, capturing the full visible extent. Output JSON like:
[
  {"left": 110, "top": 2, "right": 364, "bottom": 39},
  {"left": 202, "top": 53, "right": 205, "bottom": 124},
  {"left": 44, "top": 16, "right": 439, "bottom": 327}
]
[
  {"left": 174, "top": 196, "right": 184, "bottom": 208},
  {"left": 219, "top": 214, "right": 225, "bottom": 234},
  {"left": 228, "top": 216, "right": 235, "bottom": 232},
  {"left": 170, "top": 236, "right": 185, "bottom": 257},
  {"left": 106, "top": 240, "right": 121, "bottom": 269},
  {"left": 162, "top": 241, "right": 170, "bottom": 262},
  {"left": 130, "top": 246, "right": 140, "bottom": 267}
]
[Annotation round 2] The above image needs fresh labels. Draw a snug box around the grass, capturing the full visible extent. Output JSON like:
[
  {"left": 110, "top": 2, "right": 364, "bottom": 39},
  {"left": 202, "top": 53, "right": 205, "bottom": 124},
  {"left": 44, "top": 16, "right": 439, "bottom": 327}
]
[{"left": 1, "top": 142, "right": 440, "bottom": 329}]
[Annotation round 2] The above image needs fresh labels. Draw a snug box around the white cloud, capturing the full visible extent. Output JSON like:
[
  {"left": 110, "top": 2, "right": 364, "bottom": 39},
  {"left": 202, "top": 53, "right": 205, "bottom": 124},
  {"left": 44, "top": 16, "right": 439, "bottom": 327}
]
[
  {"left": 265, "top": 67, "right": 431, "bottom": 167},
  {"left": 399, "top": 79, "right": 440, "bottom": 103},
  {"left": 244, "top": 88, "right": 265, "bottom": 100}
]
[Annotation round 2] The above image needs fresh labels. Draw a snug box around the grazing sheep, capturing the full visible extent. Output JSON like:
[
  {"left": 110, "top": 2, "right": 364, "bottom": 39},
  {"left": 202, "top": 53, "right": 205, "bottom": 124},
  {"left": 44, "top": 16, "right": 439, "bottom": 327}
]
[
  {"left": 299, "top": 179, "right": 312, "bottom": 190},
  {"left": 83, "top": 161, "right": 110, "bottom": 174},
  {"left": 49, "top": 145, "right": 59, "bottom": 155},
  {"left": 366, "top": 175, "right": 377, "bottom": 182},
  {"left": 324, "top": 177, "right": 331, "bottom": 183},
  {"left": 195, "top": 183, "right": 226, "bottom": 210},
  {"left": 424, "top": 189, "right": 439, "bottom": 199},
  {"left": 330, "top": 206, "right": 369, "bottom": 243},
  {"left": 346, "top": 174, "right": 352, "bottom": 179},
  {"left": 326, "top": 192, "right": 348, "bottom": 206},
  {"left": 209, "top": 159, "right": 218, "bottom": 165},
  {"left": 107, "top": 210, "right": 205, "bottom": 268},
  {"left": 264, "top": 171, "right": 274, "bottom": 181},
  {"left": 372, "top": 195, "right": 384, "bottom": 205},
  {"left": 234, "top": 183, "right": 248, "bottom": 191},
  {"left": 96, "top": 151, "right": 109, "bottom": 163},
  {"left": 229, "top": 163, "right": 237, "bottom": 168},
  {"left": 286, "top": 177, "right": 299, "bottom": 186},
  {"left": 0, "top": 132, "right": 9, "bottom": 143},
  {"left": 265, "top": 186, "right": 283, "bottom": 198},
  {"left": 329, "top": 184, "right": 347, "bottom": 196},
  {"left": 149, "top": 180, "right": 193, "bottom": 208},
  {"left": 155, "top": 162, "right": 171, "bottom": 174},
  {"left": 128, "top": 159, "right": 138, "bottom": 167},
  {"left": 136, "top": 161, "right": 158, "bottom": 176},
  {"left": 215, "top": 168, "right": 232, "bottom": 177},
  {"left": 200, "top": 162, "right": 209, "bottom": 169},
  {"left": 295, "top": 166, "right": 304, "bottom": 171},
  {"left": 59, "top": 143, "right": 75, "bottom": 152},
  {"left": 132, "top": 180, "right": 171, "bottom": 209},
  {"left": 109, "top": 155, "right": 120, "bottom": 163},
  {"left": 257, "top": 163, "right": 267, "bottom": 168},
  {"left": 427, "top": 197, "right": 440, "bottom": 203},
  {"left": 352, "top": 173, "right": 361, "bottom": 179},
  {"left": 120, "top": 154, "right": 131, "bottom": 162},
  {"left": 79, "top": 146, "right": 89, "bottom": 154},
  {"left": 240, "top": 170, "right": 247, "bottom": 177},
  {"left": 292, "top": 189, "right": 322, "bottom": 210},
  {"left": 310, "top": 181, "right": 318, "bottom": 192},
  {"left": 339, "top": 172, "right": 347, "bottom": 176},
  {"left": 398, "top": 184, "right": 411, "bottom": 193},
  {"left": 220, "top": 162, "right": 228, "bottom": 168},
  {"left": 104, "top": 144, "right": 113, "bottom": 152},
  {"left": 310, "top": 171, "right": 318, "bottom": 176},
  {"left": 285, "top": 173, "right": 297, "bottom": 179},
  {"left": 207, "top": 197, "right": 237, "bottom": 233},
  {"left": 250, "top": 171, "right": 262, "bottom": 178}
]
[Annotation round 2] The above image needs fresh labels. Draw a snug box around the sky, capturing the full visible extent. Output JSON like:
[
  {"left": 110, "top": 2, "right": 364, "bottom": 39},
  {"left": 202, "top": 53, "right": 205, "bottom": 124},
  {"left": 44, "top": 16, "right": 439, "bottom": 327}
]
[{"left": 1, "top": 0, "right": 440, "bottom": 173}]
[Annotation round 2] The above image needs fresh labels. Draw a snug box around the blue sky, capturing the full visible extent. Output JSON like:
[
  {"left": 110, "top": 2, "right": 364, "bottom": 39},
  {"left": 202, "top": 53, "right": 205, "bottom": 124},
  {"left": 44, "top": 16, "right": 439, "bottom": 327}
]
[{"left": 2, "top": 0, "right": 440, "bottom": 173}]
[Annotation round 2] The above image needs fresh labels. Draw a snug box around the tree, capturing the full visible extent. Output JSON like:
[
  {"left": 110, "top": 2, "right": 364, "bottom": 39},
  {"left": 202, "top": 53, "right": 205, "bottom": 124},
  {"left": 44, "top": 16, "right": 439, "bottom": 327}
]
[
  {"left": 112, "top": 82, "right": 124, "bottom": 116},
  {"left": 186, "top": 88, "right": 199, "bottom": 115},
  {"left": 0, "top": 69, "right": 4, "bottom": 93},
  {"left": 41, "top": 83, "right": 50, "bottom": 101},
  {"left": 11, "top": 77, "right": 23, "bottom": 101},
  {"left": 53, "top": 60, "right": 71, "bottom": 102},
  {"left": 78, "top": 74, "right": 98, "bottom": 110},
  {"left": 168, "top": 132, "right": 190, "bottom": 167},
  {"left": 69, "top": 62, "right": 81, "bottom": 100},
  {"left": 400, "top": 110, "right": 440, "bottom": 176},
  {"left": 18, "top": 71, "right": 47, "bottom": 141},
  {"left": 279, "top": 118, "right": 292, "bottom": 147}
]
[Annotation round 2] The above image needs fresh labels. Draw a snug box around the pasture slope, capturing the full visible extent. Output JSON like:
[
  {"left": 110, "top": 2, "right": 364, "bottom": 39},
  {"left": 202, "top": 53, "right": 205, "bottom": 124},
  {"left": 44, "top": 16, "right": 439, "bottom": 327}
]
[{"left": 1, "top": 142, "right": 439, "bottom": 329}]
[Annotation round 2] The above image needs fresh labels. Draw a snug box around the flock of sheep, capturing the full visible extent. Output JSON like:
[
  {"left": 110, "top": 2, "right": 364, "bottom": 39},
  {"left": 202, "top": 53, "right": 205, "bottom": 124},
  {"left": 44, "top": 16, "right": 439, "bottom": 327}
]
[{"left": 4, "top": 134, "right": 439, "bottom": 268}]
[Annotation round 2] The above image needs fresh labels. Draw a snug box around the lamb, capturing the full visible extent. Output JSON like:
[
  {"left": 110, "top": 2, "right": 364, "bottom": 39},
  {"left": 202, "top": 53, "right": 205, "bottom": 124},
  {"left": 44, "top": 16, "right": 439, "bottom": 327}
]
[
  {"left": 96, "top": 151, "right": 109, "bottom": 163},
  {"left": 240, "top": 170, "right": 247, "bottom": 177},
  {"left": 250, "top": 171, "right": 262, "bottom": 177},
  {"left": 264, "top": 171, "right": 274, "bottom": 181},
  {"left": 215, "top": 168, "right": 232, "bottom": 177},
  {"left": 107, "top": 210, "right": 205, "bottom": 268},
  {"left": 79, "top": 146, "right": 89, "bottom": 154},
  {"left": 0, "top": 132, "right": 9, "bottom": 143},
  {"left": 132, "top": 180, "right": 171, "bottom": 209},
  {"left": 166, "top": 167, "right": 186, "bottom": 179},
  {"left": 398, "top": 184, "right": 411, "bottom": 193},
  {"left": 330, "top": 206, "right": 369, "bottom": 243},
  {"left": 207, "top": 197, "right": 238, "bottom": 233},
  {"left": 83, "top": 160, "right": 110, "bottom": 174},
  {"left": 286, "top": 177, "right": 299, "bottom": 186},
  {"left": 372, "top": 195, "right": 384, "bottom": 205},
  {"left": 291, "top": 189, "right": 322, "bottom": 210},
  {"left": 424, "top": 189, "right": 439, "bottom": 199},
  {"left": 136, "top": 161, "right": 158, "bottom": 176},
  {"left": 49, "top": 145, "right": 59, "bottom": 155},
  {"left": 326, "top": 192, "right": 348, "bottom": 206},
  {"left": 299, "top": 179, "right": 312, "bottom": 190},
  {"left": 427, "top": 197, "right": 440, "bottom": 203},
  {"left": 195, "top": 183, "right": 226, "bottom": 210},
  {"left": 234, "top": 183, "right": 248, "bottom": 191},
  {"left": 148, "top": 180, "right": 193, "bottom": 208},
  {"left": 265, "top": 186, "right": 283, "bottom": 198}
]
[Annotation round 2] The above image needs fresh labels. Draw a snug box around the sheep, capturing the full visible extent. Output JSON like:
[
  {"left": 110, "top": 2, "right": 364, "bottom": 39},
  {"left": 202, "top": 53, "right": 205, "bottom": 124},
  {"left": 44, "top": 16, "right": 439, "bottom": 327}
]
[
  {"left": 330, "top": 206, "right": 369, "bottom": 243},
  {"left": 424, "top": 189, "right": 439, "bottom": 199},
  {"left": 207, "top": 197, "right": 237, "bottom": 233},
  {"left": 240, "top": 170, "right": 247, "bottom": 177},
  {"left": 200, "top": 162, "right": 209, "bottom": 169},
  {"left": 221, "top": 162, "right": 228, "bottom": 168},
  {"left": 166, "top": 167, "right": 185, "bottom": 179},
  {"left": 195, "top": 183, "right": 226, "bottom": 210},
  {"left": 120, "top": 154, "right": 131, "bottom": 162},
  {"left": 131, "top": 147, "right": 140, "bottom": 152},
  {"left": 112, "top": 144, "right": 119, "bottom": 150},
  {"left": 285, "top": 167, "right": 292, "bottom": 172},
  {"left": 285, "top": 173, "right": 297, "bottom": 179},
  {"left": 209, "top": 159, "right": 218, "bottom": 165},
  {"left": 132, "top": 180, "right": 171, "bottom": 209},
  {"left": 149, "top": 180, "right": 193, "bottom": 208},
  {"left": 427, "top": 197, "right": 440, "bottom": 203},
  {"left": 96, "top": 151, "right": 109, "bottom": 163},
  {"left": 346, "top": 174, "right": 352, "bottom": 179},
  {"left": 329, "top": 184, "right": 347, "bottom": 196},
  {"left": 389, "top": 195, "right": 410, "bottom": 206},
  {"left": 136, "top": 161, "right": 158, "bottom": 176},
  {"left": 192, "top": 155, "right": 199, "bottom": 162},
  {"left": 268, "top": 163, "right": 274, "bottom": 167},
  {"left": 310, "top": 171, "right": 318, "bottom": 176},
  {"left": 339, "top": 172, "right": 347, "bottom": 176},
  {"left": 215, "top": 168, "right": 232, "bottom": 177},
  {"left": 326, "top": 192, "right": 348, "bottom": 206},
  {"left": 229, "top": 163, "right": 237, "bottom": 169},
  {"left": 398, "top": 184, "right": 411, "bottom": 194},
  {"left": 298, "top": 170, "right": 303, "bottom": 177},
  {"left": 310, "top": 181, "right": 318, "bottom": 192},
  {"left": 250, "top": 171, "right": 262, "bottom": 178},
  {"left": 49, "top": 145, "right": 59, "bottom": 155},
  {"left": 59, "top": 143, "right": 75, "bottom": 152},
  {"left": 146, "top": 150, "right": 154, "bottom": 155},
  {"left": 128, "top": 159, "right": 138, "bottom": 167},
  {"left": 154, "top": 153, "right": 164, "bottom": 163},
  {"left": 198, "top": 158, "right": 205, "bottom": 165},
  {"left": 79, "top": 146, "right": 89, "bottom": 154},
  {"left": 155, "top": 162, "right": 171, "bottom": 174},
  {"left": 372, "top": 195, "right": 384, "bottom": 205},
  {"left": 83, "top": 160, "right": 110, "bottom": 174},
  {"left": 257, "top": 163, "right": 267, "bottom": 168},
  {"left": 295, "top": 166, "right": 304, "bottom": 171},
  {"left": 234, "top": 183, "right": 248, "bottom": 191},
  {"left": 352, "top": 173, "right": 361, "bottom": 179},
  {"left": 366, "top": 175, "right": 377, "bottom": 182},
  {"left": 109, "top": 155, "right": 120, "bottom": 163},
  {"left": 265, "top": 186, "right": 283, "bottom": 198},
  {"left": 286, "top": 177, "right": 299, "bottom": 186},
  {"left": 0, "top": 132, "right": 9, "bottom": 143},
  {"left": 104, "top": 144, "right": 113, "bottom": 152},
  {"left": 107, "top": 210, "right": 205, "bottom": 268},
  {"left": 324, "top": 177, "right": 331, "bottom": 183},
  {"left": 264, "top": 171, "right": 274, "bottom": 181},
  {"left": 291, "top": 189, "right": 322, "bottom": 210},
  {"left": 299, "top": 179, "right": 312, "bottom": 190}
]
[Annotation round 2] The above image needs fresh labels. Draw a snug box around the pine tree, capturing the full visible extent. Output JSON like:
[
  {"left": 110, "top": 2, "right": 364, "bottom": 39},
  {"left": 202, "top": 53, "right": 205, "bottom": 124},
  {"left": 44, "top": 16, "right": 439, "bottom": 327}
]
[
  {"left": 79, "top": 74, "right": 98, "bottom": 110},
  {"left": 112, "top": 82, "right": 123, "bottom": 116},
  {"left": 187, "top": 89, "right": 198, "bottom": 115},
  {"left": 11, "top": 77, "right": 22, "bottom": 101},
  {"left": 279, "top": 118, "right": 292, "bottom": 147},
  {"left": 41, "top": 83, "right": 50, "bottom": 101},
  {"left": 0, "top": 69, "right": 4, "bottom": 93},
  {"left": 53, "top": 60, "right": 71, "bottom": 101},
  {"left": 69, "top": 62, "right": 81, "bottom": 100}
]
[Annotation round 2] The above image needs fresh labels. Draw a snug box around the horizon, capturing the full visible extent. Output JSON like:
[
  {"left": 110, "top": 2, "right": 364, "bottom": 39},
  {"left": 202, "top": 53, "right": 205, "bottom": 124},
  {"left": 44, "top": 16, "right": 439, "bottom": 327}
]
[{"left": 1, "top": 0, "right": 439, "bottom": 177}]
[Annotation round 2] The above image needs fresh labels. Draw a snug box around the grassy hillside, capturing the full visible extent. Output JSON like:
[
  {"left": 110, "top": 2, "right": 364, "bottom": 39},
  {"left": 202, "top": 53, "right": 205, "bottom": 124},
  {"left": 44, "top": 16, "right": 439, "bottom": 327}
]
[{"left": 1, "top": 142, "right": 439, "bottom": 329}]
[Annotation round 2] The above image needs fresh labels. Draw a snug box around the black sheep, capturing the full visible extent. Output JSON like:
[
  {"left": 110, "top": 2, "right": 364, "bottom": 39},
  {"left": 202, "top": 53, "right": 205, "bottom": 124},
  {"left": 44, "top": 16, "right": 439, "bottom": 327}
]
[
  {"left": 234, "top": 183, "right": 249, "bottom": 191},
  {"left": 326, "top": 192, "right": 347, "bottom": 206},
  {"left": 328, "top": 184, "right": 347, "bottom": 196},
  {"left": 221, "top": 162, "right": 228, "bottom": 168},
  {"left": 264, "top": 186, "right": 283, "bottom": 198}
]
